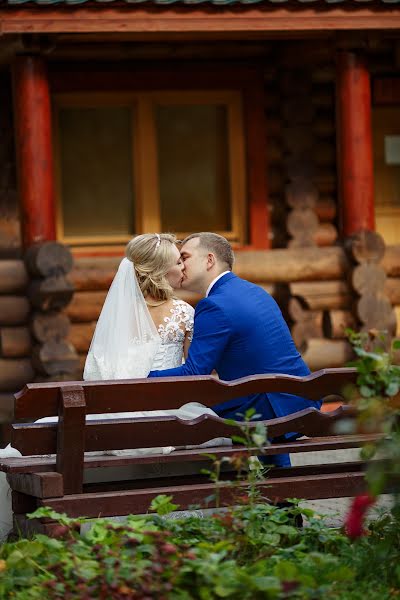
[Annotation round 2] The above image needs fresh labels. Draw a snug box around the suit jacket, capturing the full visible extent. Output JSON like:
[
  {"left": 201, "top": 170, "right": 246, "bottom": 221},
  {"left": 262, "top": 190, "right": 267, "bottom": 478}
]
[{"left": 149, "top": 272, "right": 321, "bottom": 424}]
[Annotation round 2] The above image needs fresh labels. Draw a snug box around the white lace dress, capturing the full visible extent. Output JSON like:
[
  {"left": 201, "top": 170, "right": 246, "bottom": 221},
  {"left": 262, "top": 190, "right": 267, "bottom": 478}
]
[
  {"left": 153, "top": 298, "right": 194, "bottom": 370},
  {"left": 0, "top": 299, "right": 229, "bottom": 538}
]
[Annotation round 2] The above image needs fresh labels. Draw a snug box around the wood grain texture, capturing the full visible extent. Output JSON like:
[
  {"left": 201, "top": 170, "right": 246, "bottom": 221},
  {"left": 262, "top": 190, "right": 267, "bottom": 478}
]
[
  {"left": 3, "top": 6, "right": 400, "bottom": 36},
  {"left": 11, "top": 405, "right": 361, "bottom": 456},
  {"left": 0, "top": 433, "right": 383, "bottom": 474},
  {"left": 12, "top": 56, "right": 56, "bottom": 246},
  {"left": 37, "top": 471, "right": 370, "bottom": 519},
  {"left": 14, "top": 368, "right": 358, "bottom": 419},
  {"left": 336, "top": 51, "right": 375, "bottom": 236},
  {"left": 7, "top": 472, "right": 63, "bottom": 498},
  {"left": 56, "top": 385, "right": 86, "bottom": 494}
]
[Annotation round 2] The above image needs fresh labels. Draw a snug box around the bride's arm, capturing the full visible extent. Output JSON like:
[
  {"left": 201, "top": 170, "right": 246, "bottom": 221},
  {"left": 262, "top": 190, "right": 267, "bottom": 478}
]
[
  {"left": 149, "top": 301, "right": 230, "bottom": 377},
  {"left": 183, "top": 332, "right": 191, "bottom": 360},
  {"left": 183, "top": 301, "right": 194, "bottom": 361}
]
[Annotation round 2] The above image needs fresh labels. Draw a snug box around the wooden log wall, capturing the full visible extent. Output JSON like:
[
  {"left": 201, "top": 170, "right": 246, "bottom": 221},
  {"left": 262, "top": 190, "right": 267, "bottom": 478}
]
[
  {"left": 0, "top": 243, "right": 81, "bottom": 415},
  {"left": 281, "top": 69, "right": 320, "bottom": 249},
  {"left": 289, "top": 242, "right": 400, "bottom": 366},
  {"left": 0, "top": 260, "right": 33, "bottom": 424},
  {"left": 347, "top": 231, "right": 396, "bottom": 335},
  {"left": 265, "top": 60, "right": 338, "bottom": 250},
  {"left": 25, "top": 242, "right": 79, "bottom": 381},
  {"left": 265, "top": 55, "right": 349, "bottom": 366}
]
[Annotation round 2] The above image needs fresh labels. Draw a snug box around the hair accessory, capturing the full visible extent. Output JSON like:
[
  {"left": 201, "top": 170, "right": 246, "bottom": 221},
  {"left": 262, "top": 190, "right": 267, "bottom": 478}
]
[{"left": 155, "top": 233, "right": 161, "bottom": 249}]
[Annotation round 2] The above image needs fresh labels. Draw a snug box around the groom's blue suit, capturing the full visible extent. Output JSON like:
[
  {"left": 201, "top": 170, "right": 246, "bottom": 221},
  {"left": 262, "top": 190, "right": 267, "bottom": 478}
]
[{"left": 149, "top": 272, "right": 321, "bottom": 466}]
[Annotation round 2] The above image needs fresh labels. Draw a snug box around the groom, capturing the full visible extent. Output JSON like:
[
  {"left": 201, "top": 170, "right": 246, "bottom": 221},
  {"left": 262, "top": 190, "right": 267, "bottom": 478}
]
[{"left": 149, "top": 232, "right": 321, "bottom": 466}]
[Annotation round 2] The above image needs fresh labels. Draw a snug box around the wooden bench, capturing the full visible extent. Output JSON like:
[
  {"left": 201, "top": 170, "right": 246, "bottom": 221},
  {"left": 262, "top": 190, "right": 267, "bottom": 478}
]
[{"left": 0, "top": 367, "right": 383, "bottom": 536}]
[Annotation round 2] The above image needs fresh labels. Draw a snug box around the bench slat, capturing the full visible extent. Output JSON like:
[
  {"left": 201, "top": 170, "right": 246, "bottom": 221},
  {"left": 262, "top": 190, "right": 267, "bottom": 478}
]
[
  {"left": 11, "top": 406, "right": 359, "bottom": 456},
  {"left": 76, "top": 462, "right": 368, "bottom": 495},
  {"left": 14, "top": 368, "right": 357, "bottom": 420},
  {"left": 7, "top": 462, "right": 368, "bottom": 513},
  {"left": 7, "top": 472, "right": 64, "bottom": 498},
  {"left": 37, "top": 471, "right": 368, "bottom": 518},
  {"left": 0, "top": 433, "right": 381, "bottom": 473}
]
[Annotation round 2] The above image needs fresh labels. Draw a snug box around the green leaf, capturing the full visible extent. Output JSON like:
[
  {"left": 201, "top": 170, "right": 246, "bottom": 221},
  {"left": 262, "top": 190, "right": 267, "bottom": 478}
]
[
  {"left": 386, "top": 381, "right": 399, "bottom": 397},
  {"left": 149, "top": 494, "right": 179, "bottom": 516},
  {"left": 223, "top": 419, "right": 240, "bottom": 427},
  {"left": 360, "top": 385, "right": 375, "bottom": 398},
  {"left": 274, "top": 560, "right": 299, "bottom": 580},
  {"left": 244, "top": 408, "right": 257, "bottom": 420},
  {"left": 231, "top": 435, "right": 247, "bottom": 445},
  {"left": 252, "top": 576, "right": 281, "bottom": 593},
  {"left": 251, "top": 433, "right": 266, "bottom": 447},
  {"left": 360, "top": 444, "right": 377, "bottom": 460},
  {"left": 20, "top": 541, "right": 44, "bottom": 559},
  {"left": 261, "top": 533, "right": 281, "bottom": 545},
  {"left": 6, "top": 550, "right": 24, "bottom": 566},
  {"left": 27, "top": 507, "right": 77, "bottom": 526}
]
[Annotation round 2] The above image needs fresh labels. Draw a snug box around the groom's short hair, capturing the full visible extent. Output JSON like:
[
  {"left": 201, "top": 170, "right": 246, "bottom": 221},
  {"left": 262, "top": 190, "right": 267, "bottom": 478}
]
[{"left": 182, "top": 232, "right": 235, "bottom": 270}]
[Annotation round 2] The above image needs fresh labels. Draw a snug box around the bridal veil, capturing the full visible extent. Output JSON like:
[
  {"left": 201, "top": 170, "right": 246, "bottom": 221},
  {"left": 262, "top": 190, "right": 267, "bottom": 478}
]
[{"left": 83, "top": 257, "right": 161, "bottom": 380}]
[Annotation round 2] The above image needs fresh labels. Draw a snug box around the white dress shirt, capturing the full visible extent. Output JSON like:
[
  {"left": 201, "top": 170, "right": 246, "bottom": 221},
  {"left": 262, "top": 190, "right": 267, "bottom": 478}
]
[{"left": 205, "top": 271, "right": 231, "bottom": 298}]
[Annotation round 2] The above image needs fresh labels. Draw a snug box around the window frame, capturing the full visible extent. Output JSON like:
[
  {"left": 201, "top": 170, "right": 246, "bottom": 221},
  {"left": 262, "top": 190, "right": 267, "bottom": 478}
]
[
  {"left": 50, "top": 63, "right": 270, "bottom": 252},
  {"left": 54, "top": 90, "right": 246, "bottom": 246}
]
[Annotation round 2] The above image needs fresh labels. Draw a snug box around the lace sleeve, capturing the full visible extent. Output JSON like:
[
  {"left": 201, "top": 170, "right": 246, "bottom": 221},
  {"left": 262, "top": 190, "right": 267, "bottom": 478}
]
[
  {"left": 186, "top": 304, "right": 195, "bottom": 341},
  {"left": 179, "top": 300, "right": 194, "bottom": 342}
]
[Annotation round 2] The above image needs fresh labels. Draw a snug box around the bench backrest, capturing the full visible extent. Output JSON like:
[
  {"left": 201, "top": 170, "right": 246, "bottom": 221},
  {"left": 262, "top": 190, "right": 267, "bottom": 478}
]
[{"left": 11, "top": 368, "right": 359, "bottom": 493}]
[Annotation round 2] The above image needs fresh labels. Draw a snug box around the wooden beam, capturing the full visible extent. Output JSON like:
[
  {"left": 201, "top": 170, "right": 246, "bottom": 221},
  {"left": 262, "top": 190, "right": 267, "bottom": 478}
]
[
  {"left": 38, "top": 471, "right": 369, "bottom": 518},
  {"left": 1, "top": 5, "right": 400, "bottom": 35},
  {"left": 12, "top": 55, "right": 57, "bottom": 246},
  {"left": 56, "top": 385, "right": 86, "bottom": 494},
  {"left": 7, "top": 472, "right": 63, "bottom": 498},
  {"left": 336, "top": 50, "right": 375, "bottom": 237}
]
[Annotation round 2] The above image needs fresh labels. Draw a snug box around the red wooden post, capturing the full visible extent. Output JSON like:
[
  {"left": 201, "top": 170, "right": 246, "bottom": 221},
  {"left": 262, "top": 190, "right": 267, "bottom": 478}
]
[
  {"left": 13, "top": 55, "right": 56, "bottom": 247},
  {"left": 243, "top": 83, "right": 271, "bottom": 249},
  {"left": 336, "top": 50, "right": 375, "bottom": 237}
]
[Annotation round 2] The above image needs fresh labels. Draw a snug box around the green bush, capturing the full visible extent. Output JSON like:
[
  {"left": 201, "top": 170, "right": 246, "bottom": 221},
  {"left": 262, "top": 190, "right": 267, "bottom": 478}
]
[
  {"left": 2, "top": 330, "right": 400, "bottom": 598},
  {"left": 0, "top": 501, "right": 399, "bottom": 599}
]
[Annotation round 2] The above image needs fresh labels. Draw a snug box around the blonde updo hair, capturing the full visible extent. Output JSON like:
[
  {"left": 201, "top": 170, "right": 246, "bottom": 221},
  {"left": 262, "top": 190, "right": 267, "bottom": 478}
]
[{"left": 125, "top": 233, "right": 178, "bottom": 302}]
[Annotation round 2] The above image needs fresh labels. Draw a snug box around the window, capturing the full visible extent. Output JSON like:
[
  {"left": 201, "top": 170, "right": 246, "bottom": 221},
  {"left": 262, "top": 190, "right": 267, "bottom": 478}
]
[
  {"left": 373, "top": 106, "right": 400, "bottom": 245},
  {"left": 54, "top": 91, "right": 246, "bottom": 246}
]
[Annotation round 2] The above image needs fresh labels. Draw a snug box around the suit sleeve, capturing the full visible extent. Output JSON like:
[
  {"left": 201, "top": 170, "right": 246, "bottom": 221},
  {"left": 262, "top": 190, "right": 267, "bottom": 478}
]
[{"left": 148, "top": 300, "right": 230, "bottom": 377}]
